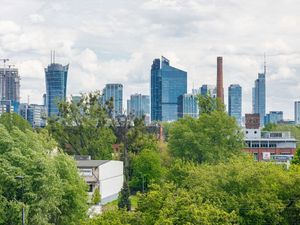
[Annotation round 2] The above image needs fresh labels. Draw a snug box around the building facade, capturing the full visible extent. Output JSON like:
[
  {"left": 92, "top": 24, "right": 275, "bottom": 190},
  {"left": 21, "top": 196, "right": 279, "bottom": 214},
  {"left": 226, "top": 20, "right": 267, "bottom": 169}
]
[
  {"left": 228, "top": 84, "right": 242, "bottom": 125},
  {"left": 127, "top": 94, "right": 150, "bottom": 119},
  {"left": 252, "top": 73, "right": 266, "bottom": 126},
  {"left": 45, "top": 63, "right": 68, "bottom": 117},
  {"left": 0, "top": 67, "right": 20, "bottom": 112},
  {"left": 295, "top": 101, "right": 300, "bottom": 124},
  {"left": 200, "top": 84, "right": 217, "bottom": 97},
  {"left": 178, "top": 94, "right": 198, "bottom": 118},
  {"left": 151, "top": 56, "right": 187, "bottom": 122},
  {"left": 264, "top": 111, "right": 283, "bottom": 124},
  {"left": 102, "top": 84, "right": 123, "bottom": 117}
]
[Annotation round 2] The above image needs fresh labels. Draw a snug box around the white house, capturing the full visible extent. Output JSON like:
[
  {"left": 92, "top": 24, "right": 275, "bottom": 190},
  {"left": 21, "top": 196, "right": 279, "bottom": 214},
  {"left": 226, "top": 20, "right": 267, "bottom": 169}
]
[{"left": 76, "top": 157, "right": 124, "bottom": 204}]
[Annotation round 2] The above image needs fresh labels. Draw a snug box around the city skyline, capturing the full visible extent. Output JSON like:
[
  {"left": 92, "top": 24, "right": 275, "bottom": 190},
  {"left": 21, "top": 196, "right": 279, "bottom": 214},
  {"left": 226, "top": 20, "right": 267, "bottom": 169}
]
[{"left": 0, "top": 0, "right": 299, "bottom": 119}]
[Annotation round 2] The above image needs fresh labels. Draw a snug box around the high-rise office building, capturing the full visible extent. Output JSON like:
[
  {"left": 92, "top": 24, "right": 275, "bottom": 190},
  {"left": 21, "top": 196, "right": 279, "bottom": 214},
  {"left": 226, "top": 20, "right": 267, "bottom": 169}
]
[
  {"left": 0, "top": 100, "right": 13, "bottom": 115},
  {"left": 252, "top": 72, "right": 266, "bottom": 126},
  {"left": 200, "top": 85, "right": 217, "bottom": 98},
  {"left": 228, "top": 84, "right": 242, "bottom": 125},
  {"left": 45, "top": 54, "right": 68, "bottom": 117},
  {"left": 27, "top": 104, "right": 46, "bottom": 128},
  {"left": 127, "top": 94, "right": 150, "bottom": 119},
  {"left": 264, "top": 111, "right": 283, "bottom": 124},
  {"left": 151, "top": 56, "right": 187, "bottom": 122},
  {"left": 178, "top": 94, "right": 198, "bottom": 118},
  {"left": 294, "top": 101, "right": 300, "bottom": 124},
  {"left": 0, "top": 66, "right": 20, "bottom": 112},
  {"left": 217, "top": 57, "right": 224, "bottom": 104},
  {"left": 102, "top": 83, "right": 123, "bottom": 117}
]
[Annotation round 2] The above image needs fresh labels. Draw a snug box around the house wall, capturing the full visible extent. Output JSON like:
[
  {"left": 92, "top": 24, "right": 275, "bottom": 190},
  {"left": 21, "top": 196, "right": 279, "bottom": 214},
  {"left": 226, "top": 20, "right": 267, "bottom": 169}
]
[{"left": 99, "top": 161, "right": 123, "bottom": 204}]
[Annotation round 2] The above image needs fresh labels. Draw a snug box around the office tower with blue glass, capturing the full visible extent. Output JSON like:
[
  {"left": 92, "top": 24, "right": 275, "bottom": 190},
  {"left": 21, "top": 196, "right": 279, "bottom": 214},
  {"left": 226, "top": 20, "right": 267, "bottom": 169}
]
[
  {"left": 45, "top": 54, "right": 68, "bottom": 117},
  {"left": 200, "top": 84, "right": 217, "bottom": 97},
  {"left": 178, "top": 94, "right": 198, "bottom": 118},
  {"left": 252, "top": 57, "right": 266, "bottom": 126},
  {"left": 228, "top": 84, "right": 242, "bottom": 125},
  {"left": 128, "top": 94, "right": 150, "bottom": 118},
  {"left": 264, "top": 111, "right": 283, "bottom": 124},
  {"left": 151, "top": 56, "right": 187, "bottom": 122},
  {"left": 102, "top": 83, "right": 123, "bottom": 117}
]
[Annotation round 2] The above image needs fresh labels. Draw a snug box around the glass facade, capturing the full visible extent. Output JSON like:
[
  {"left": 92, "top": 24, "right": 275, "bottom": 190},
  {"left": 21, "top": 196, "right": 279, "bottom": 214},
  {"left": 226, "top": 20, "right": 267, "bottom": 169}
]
[
  {"left": 295, "top": 101, "right": 300, "bottom": 124},
  {"left": 45, "top": 63, "right": 68, "bottom": 117},
  {"left": 128, "top": 94, "right": 150, "bottom": 119},
  {"left": 151, "top": 57, "right": 187, "bottom": 122},
  {"left": 252, "top": 73, "right": 266, "bottom": 126},
  {"left": 200, "top": 84, "right": 216, "bottom": 97},
  {"left": 102, "top": 83, "right": 123, "bottom": 117},
  {"left": 178, "top": 94, "right": 198, "bottom": 118},
  {"left": 228, "top": 84, "right": 242, "bottom": 125},
  {"left": 264, "top": 111, "right": 283, "bottom": 124}
]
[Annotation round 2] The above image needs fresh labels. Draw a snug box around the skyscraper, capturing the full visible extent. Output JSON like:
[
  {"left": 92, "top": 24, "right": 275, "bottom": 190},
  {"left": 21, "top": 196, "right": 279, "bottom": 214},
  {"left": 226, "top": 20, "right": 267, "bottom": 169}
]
[
  {"left": 0, "top": 66, "right": 20, "bottom": 112},
  {"left": 228, "top": 84, "right": 242, "bottom": 125},
  {"left": 217, "top": 57, "right": 224, "bottom": 104},
  {"left": 252, "top": 73, "right": 266, "bottom": 126},
  {"left": 127, "top": 94, "right": 150, "bottom": 119},
  {"left": 178, "top": 94, "right": 198, "bottom": 118},
  {"left": 200, "top": 84, "right": 217, "bottom": 98},
  {"left": 151, "top": 56, "right": 187, "bottom": 122},
  {"left": 45, "top": 55, "right": 69, "bottom": 117},
  {"left": 102, "top": 83, "right": 123, "bottom": 117},
  {"left": 264, "top": 111, "right": 283, "bottom": 124},
  {"left": 294, "top": 101, "right": 300, "bottom": 124}
]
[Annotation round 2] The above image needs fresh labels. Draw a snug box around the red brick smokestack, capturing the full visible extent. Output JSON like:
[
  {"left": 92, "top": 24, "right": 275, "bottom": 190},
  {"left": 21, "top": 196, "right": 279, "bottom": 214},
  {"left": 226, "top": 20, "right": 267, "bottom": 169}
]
[{"left": 217, "top": 56, "right": 224, "bottom": 104}]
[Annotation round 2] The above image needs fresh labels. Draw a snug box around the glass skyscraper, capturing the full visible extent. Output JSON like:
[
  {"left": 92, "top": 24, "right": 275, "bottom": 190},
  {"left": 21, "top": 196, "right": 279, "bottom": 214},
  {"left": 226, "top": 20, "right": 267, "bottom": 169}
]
[
  {"left": 228, "top": 84, "right": 242, "bottom": 125},
  {"left": 200, "top": 84, "right": 217, "bottom": 98},
  {"left": 45, "top": 63, "right": 68, "bottom": 117},
  {"left": 102, "top": 83, "right": 123, "bottom": 117},
  {"left": 127, "top": 94, "right": 150, "bottom": 119},
  {"left": 252, "top": 73, "right": 266, "bottom": 126},
  {"left": 178, "top": 94, "right": 198, "bottom": 118},
  {"left": 295, "top": 101, "right": 300, "bottom": 124},
  {"left": 264, "top": 111, "right": 283, "bottom": 124},
  {"left": 151, "top": 56, "right": 187, "bottom": 122}
]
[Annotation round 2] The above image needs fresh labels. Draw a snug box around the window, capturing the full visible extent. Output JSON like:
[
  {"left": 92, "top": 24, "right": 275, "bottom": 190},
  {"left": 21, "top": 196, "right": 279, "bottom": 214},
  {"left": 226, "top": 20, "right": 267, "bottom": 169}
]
[{"left": 89, "top": 184, "right": 93, "bottom": 192}]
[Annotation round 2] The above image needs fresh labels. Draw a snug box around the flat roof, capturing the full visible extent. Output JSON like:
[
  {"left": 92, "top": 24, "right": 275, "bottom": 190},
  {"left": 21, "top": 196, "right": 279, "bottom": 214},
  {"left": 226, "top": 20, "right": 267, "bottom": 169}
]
[{"left": 76, "top": 160, "right": 109, "bottom": 168}]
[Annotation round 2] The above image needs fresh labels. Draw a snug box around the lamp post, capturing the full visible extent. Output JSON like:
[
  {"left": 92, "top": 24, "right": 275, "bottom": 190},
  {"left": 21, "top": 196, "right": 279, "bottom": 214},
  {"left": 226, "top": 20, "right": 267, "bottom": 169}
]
[{"left": 15, "top": 176, "right": 25, "bottom": 225}]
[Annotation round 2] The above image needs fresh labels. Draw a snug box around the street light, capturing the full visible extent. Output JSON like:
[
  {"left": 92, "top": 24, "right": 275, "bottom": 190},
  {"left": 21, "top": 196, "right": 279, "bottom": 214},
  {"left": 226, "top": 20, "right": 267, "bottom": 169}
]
[{"left": 15, "top": 176, "right": 25, "bottom": 225}]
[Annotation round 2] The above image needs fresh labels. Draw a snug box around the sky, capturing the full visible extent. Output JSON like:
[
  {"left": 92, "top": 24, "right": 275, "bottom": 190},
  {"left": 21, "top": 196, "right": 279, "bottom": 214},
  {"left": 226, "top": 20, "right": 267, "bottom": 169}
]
[{"left": 0, "top": 0, "right": 299, "bottom": 119}]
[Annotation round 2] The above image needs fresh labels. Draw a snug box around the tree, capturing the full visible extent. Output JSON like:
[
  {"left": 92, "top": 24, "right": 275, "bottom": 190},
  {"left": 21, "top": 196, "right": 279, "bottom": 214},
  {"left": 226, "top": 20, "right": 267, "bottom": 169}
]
[
  {"left": 168, "top": 111, "right": 244, "bottom": 164},
  {"left": 0, "top": 124, "right": 88, "bottom": 225},
  {"left": 130, "top": 149, "right": 163, "bottom": 192},
  {"left": 92, "top": 187, "right": 101, "bottom": 205},
  {"left": 118, "top": 182, "right": 131, "bottom": 211},
  {"left": 198, "top": 94, "right": 225, "bottom": 114},
  {"left": 47, "top": 91, "right": 116, "bottom": 159},
  {"left": 0, "top": 112, "right": 32, "bottom": 132}
]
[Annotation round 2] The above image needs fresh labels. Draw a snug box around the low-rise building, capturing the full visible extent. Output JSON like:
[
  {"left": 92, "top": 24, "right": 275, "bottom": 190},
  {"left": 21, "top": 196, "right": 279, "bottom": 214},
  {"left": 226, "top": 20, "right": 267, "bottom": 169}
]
[
  {"left": 76, "top": 156, "right": 123, "bottom": 204},
  {"left": 244, "top": 129, "right": 297, "bottom": 161}
]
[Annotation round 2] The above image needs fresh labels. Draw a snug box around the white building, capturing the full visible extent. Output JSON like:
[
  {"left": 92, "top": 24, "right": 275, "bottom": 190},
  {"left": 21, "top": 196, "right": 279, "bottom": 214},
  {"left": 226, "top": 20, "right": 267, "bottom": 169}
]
[{"left": 76, "top": 157, "right": 124, "bottom": 204}]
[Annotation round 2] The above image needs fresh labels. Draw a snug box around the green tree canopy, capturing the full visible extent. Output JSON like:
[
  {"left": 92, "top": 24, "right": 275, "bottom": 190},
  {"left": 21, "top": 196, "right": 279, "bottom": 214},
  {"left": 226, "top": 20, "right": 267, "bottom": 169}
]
[
  {"left": 0, "top": 112, "right": 32, "bottom": 132},
  {"left": 47, "top": 91, "right": 116, "bottom": 159},
  {"left": 0, "top": 124, "right": 87, "bottom": 225}
]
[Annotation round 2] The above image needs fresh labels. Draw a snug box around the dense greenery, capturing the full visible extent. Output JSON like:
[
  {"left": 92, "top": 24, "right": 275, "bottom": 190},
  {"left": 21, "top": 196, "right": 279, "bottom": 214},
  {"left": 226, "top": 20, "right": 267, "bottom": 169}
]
[
  {"left": 0, "top": 122, "right": 87, "bottom": 225},
  {"left": 47, "top": 91, "right": 116, "bottom": 159},
  {"left": 0, "top": 112, "right": 32, "bottom": 132},
  {"left": 84, "top": 157, "right": 300, "bottom": 225}
]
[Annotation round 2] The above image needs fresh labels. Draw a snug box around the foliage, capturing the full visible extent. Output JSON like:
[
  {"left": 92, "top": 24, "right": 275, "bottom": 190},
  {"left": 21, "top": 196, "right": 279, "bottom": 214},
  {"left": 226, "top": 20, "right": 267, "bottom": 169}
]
[
  {"left": 168, "top": 111, "right": 244, "bottom": 164},
  {"left": 0, "top": 124, "right": 87, "bottom": 225},
  {"left": 292, "top": 146, "right": 300, "bottom": 164},
  {"left": 47, "top": 91, "right": 116, "bottom": 159},
  {"left": 118, "top": 181, "right": 131, "bottom": 211},
  {"left": 0, "top": 112, "right": 32, "bottom": 132},
  {"left": 263, "top": 124, "right": 300, "bottom": 146},
  {"left": 92, "top": 187, "right": 101, "bottom": 205},
  {"left": 130, "top": 149, "right": 163, "bottom": 192},
  {"left": 263, "top": 122, "right": 278, "bottom": 131},
  {"left": 198, "top": 94, "right": 225, "bottom": 114}
]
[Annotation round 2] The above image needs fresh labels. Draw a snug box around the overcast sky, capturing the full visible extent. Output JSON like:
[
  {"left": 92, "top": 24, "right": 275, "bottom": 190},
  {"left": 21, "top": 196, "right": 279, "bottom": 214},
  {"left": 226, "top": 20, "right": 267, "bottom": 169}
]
[{"left": 0, "top": 0, "right": 299, "bottom": 119}]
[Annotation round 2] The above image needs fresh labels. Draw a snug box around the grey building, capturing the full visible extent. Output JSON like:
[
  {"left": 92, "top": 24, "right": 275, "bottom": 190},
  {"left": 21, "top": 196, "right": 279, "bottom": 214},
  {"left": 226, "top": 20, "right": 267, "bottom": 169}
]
[
  {"left": 178, "top": 94, "right": 198, "bottom": 118},
  {"left": 295, "top": 101, "right": 300, "bottom": 124},
  {"left": 265, "top": 111, "right": 283, "bottom": 125},
  {"left": 200, "top": 84, "right": 217, "bottom": 98},
  {"left": 228, "top": 84, "right": 242, "bottom": 125},
  {"left": 102, "top": 84, "right": 123, "bottom": 117},
  {"left": 252, "top": 72, "right": 266, "bottom": 126},
  {"left": 127, "top": 94, "right": 150, "bottom": 119}
]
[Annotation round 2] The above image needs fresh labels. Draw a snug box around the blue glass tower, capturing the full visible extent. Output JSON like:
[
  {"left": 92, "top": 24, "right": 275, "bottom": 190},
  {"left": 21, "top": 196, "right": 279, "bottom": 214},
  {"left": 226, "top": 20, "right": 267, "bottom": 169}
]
[
  {"left": 151, "top": 57, "right": 187, "bottom": 122},
  {"left": 200, "top": 84, "right": 216, "bottom": 97},
  {"left": 45, "top": 62, "right": 68, "bottom": 117},
  {"left": 252, "top": 73, "right": 266, "bottom": 126},
  {"left": 128, "top": 94, "right": 150, "bottom": 118},
  {"left": 178, "top": 94, "right": 198, "bottom": 118},
  {"left": 228, "top": 84, "right": 242, "bottom": 125},
  {"left": 264, "top": 111, "right": 283, "bottom": 124},
  {"left": 102, "top": 83, "right": 123, "bottom": 117}
]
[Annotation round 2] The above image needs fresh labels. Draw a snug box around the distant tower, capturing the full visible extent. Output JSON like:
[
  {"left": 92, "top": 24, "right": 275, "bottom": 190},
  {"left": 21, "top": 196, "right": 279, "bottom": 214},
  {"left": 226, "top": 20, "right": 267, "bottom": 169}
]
[{"left": 217, "top": 57, "right": 224, "bottom": 104}]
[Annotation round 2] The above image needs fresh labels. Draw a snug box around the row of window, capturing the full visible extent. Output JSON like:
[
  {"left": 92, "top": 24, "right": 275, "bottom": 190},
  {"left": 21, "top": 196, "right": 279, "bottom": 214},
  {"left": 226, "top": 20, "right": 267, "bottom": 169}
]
[{"left": 246, "top": 142, "right": 277, "bottom": 148}]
